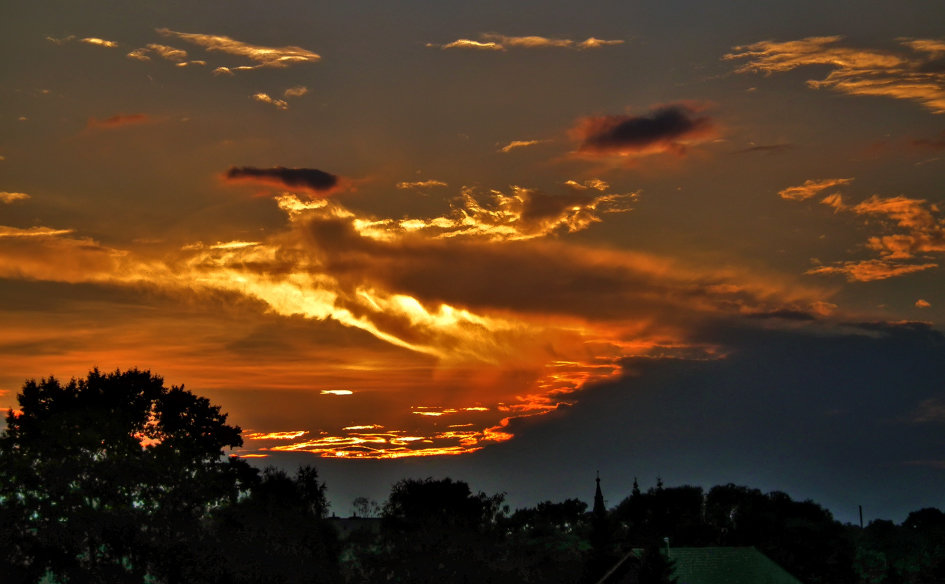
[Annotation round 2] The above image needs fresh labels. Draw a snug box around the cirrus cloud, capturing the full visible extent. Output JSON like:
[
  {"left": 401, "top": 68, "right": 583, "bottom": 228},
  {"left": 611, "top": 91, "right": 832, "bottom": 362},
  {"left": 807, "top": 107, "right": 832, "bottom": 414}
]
[
  {"left": 429, "top": 33, "right": 623, "bottom": 51},
  {"left": 156, "top": 28, "right": 320, "bottom": 72},
  {"left": 781, "top": 178, "right": 945, "bottom": 281},
  {"left": 726, "top": 36, "right": 945, "bottom": 114}
]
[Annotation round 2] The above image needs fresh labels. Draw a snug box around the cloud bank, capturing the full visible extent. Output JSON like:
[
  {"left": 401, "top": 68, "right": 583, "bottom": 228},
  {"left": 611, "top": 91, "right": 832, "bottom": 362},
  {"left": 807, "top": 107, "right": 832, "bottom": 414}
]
[{"left": 0, "top": 175, "right": 831, "bottom": 457}]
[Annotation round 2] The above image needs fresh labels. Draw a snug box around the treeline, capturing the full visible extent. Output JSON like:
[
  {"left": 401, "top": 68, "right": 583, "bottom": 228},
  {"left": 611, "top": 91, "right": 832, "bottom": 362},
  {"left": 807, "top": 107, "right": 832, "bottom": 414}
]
[{"left": 1, "top": 369, "right": 943, "bottom": 583}]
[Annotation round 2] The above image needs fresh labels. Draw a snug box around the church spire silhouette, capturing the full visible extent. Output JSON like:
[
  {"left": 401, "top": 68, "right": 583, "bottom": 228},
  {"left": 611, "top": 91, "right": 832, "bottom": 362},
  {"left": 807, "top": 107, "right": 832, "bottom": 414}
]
[{"left": 593, "top": 470, "right": 605, "bottom": 518}]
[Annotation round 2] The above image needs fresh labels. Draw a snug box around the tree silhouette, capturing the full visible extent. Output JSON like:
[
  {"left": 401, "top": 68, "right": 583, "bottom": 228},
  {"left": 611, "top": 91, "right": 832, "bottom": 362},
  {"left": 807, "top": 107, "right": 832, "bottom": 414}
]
[
  {"left": 358, "top": 477, "right": 507, "bottom": 584},
  {"left": 209, "top": 466, "right": 341, "bottom": 584},
  {"left": 0, "top": 368, "right": 254, "bottom": 583}
]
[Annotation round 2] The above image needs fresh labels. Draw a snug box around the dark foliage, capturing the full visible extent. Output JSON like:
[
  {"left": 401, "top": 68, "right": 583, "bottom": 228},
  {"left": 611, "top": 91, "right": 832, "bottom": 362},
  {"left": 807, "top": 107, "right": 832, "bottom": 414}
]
[
  {"left": 0, "top": 369, "right": 255, "bottom": 583},
  {"left": 350, "top": 477, "right": 509, "bottom": 584},
  {"left": 207, "top": 466, "right": 341, "bottom": 584}
]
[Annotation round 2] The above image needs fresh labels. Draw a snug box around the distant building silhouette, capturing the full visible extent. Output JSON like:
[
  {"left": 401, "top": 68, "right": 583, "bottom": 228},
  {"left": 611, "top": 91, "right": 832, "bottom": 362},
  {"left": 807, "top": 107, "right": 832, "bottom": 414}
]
[{"left": 594, "top": 471, "right": 606, "bottom": 518}]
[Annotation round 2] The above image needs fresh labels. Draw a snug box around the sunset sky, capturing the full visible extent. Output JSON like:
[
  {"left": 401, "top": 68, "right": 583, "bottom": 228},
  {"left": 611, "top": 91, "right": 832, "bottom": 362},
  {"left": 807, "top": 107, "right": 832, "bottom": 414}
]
[{"left": 3, "top": 0, "right": 945, "bottom": 522}]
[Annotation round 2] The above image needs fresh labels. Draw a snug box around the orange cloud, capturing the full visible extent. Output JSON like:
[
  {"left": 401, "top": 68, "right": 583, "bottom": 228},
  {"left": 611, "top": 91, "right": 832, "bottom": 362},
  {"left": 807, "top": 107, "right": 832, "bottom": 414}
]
[
  {"left": 726, "top": 36, "right": 945, "bottom": 113},
  {"left": 499, "top": 139, "right": 546, "bottom": 153},
  {"left": 783, "top": 179, "right": 945, "bottom": 280},
  {"left": 778, "top": 178, "right": 853, "bottom": 201},
  {"left": 806, "top": 259, "right": 937, "bottom": 282},
  {"left": 916, "top": 299, "right": 931, "bottom": 308},
  {"left": 0, "top": 192, "right": 30, "bottom": 204}
]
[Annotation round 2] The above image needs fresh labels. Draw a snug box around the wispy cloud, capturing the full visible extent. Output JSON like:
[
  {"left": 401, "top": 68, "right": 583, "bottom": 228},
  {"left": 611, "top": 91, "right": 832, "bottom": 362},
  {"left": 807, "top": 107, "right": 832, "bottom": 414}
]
[
  {"left": 0, "top": 226, "right": 74, "bottom": 238},
  {"left": 47, "top": 35, "right": 119, "bottom": 48},
  {"left": 251, "top": 93, "right": 288, "bottom": 110},
  {"left": 499, "top": 139, "right": 546, "bottom": 153},
  {"left": 807, "top": 259, "right": 937, "bottom": 282},
  {"left": 396, "top": 179, "right": 448, "bottom": 190},
  {"left": 569, "top": 103, "right": 717, "bottom": 161},
  {"left": 283, "top": 86, "right": 309, "bottom": 98},
  {"left": 726, "top": 36, "right": 945, "bottom": 113},
  {"left": 912, "top": 129, "right": 945, "bottom": 150},
  {"left": 778, "top": 178, "right": 853, "bottom": 201},
  {"left": 157, "top": 28, "right": 320, "bottom": 72},
  {"left": 0, "top": 192, "right": 30, "bottom": 204},
  {"left": 782, "top": 178, "right": 945, "bottom": 281},
  {"left": 86, "top": 113, "right": 150, "bottom": 130},
  {"left": 224, "top": 166, "right": 340, "bottom": 194},
  {"left": 429, "top": 33, "right": 623, "bottom": 51},
  {"left": 911, "top": 397, "right": 945, "bottom": 423},
  {"left": 126, "top": 43, "right": 191, "bottom": 63},
  {"left": 250, "top": 86, "right": 309, "bottom": 110}
]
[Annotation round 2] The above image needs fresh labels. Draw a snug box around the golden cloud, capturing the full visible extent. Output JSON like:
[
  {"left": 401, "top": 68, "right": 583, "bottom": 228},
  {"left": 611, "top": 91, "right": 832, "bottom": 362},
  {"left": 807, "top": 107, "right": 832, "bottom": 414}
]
[
  {"left": 81, "top": 37, "right": 117, "bottom": 48},
  {"left": 127, "top": 43, "right": 190, "bottom": 63},
  {"left": 251, "top": 92, "right": 289, "bottom": 110},
  {"left": 0, "top": 226, "right": 74, "bottom": 238},
  {"left": 47, "top": 35, "right": 118, "bottom": 48},
  {"left": 156, "top": 28, "right": 321, "bottom": 71},
  {"left": 283, "top": 86, "right": 309, "bottom": 98},
  {"left": 0, "top": 192, "right": 30, "bottom": 204},
  {"left": 430, "top": 33, "right": 623, "bottom": 51},
  {"left": 726, "top": 36, "right": 945, "bottom": 113},
  {"left": 396, "top": 179, "right": 448, "bottom": 190}
]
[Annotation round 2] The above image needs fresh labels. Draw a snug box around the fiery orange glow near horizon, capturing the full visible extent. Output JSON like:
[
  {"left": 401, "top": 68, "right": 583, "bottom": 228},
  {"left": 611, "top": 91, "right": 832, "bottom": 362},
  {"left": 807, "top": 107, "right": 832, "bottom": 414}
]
[{"left": 0, "top": 175, "right": 827, "bottom": 458}]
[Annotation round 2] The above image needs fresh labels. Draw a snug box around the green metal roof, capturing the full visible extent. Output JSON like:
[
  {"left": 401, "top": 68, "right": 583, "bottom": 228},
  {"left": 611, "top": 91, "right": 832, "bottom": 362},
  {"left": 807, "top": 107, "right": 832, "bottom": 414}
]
[{"left": 669, "top": 547, "right": 804, "bottom": 584}]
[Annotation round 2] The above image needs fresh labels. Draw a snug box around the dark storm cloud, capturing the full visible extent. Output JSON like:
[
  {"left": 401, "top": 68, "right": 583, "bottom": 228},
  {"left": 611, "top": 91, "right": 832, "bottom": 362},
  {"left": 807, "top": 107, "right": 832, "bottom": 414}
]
[
  {"left": 571, "top": 103, "right": 717, "bottom": 157},
  {"left": 224, "top": 166, "right": 339, "bottom": 193}
]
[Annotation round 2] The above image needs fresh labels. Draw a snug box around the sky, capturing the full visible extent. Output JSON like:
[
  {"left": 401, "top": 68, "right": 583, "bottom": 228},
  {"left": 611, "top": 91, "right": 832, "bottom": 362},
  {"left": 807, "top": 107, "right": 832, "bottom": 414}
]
[{"left": 2, "top": 0, "right": 945, "bottom": 523}]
